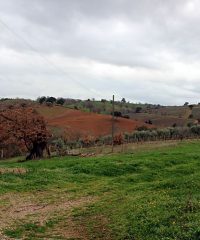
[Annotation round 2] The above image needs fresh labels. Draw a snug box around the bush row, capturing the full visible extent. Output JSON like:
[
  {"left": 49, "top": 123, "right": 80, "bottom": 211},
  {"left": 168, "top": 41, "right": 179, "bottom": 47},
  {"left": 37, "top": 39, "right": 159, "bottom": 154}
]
[{"left": 51, "top": 125, "right": 200, "bottom": 152}]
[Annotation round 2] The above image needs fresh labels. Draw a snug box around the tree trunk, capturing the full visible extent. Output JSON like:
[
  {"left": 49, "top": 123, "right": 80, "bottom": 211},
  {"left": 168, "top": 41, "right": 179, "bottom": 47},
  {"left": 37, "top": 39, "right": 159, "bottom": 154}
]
[{"left": 26, "top": 141, "right": 47, "bottom": 160}]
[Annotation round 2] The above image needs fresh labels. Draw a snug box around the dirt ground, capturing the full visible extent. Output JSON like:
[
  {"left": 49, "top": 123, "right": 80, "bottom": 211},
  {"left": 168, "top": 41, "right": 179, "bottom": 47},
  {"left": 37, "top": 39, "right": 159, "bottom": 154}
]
[
  {"left": 0, "top": 191, "right": 96, "bottom": 239},
  {"left": 37, "top": 105, "right": 150, "bottom": 139}
]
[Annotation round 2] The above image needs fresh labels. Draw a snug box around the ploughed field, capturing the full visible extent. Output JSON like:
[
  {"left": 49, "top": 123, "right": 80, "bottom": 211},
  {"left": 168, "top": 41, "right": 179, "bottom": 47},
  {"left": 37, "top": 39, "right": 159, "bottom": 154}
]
[
  {"left": 37, "top": 105, "right": 149, "bottom": 139},
  {"left": 129, "top": 105, "right": 193, "bottom": 128},
  {"left": 0, "top": 140, "right": 200, "bottom": 239}
]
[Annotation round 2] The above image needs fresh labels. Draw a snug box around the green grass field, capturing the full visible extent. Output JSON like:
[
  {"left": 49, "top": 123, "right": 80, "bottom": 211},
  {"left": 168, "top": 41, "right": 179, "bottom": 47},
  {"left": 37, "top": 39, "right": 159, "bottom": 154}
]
[{"left": 0, "top": 141, "right": 200, "bottom": 239}]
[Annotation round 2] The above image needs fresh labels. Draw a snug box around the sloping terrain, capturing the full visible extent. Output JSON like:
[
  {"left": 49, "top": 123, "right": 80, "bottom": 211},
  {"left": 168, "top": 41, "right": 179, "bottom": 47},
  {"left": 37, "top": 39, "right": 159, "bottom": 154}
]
[
  {"left": 36, "top": 105, "right": 149, "bottom": 139},
  {"left": 129, "top": 105, "right": 195, "bottom": 127},
  {"left": 2, "top": 98, "right": 200, "bottom": 130},
  {"left": 0, "top": 141, "right": 200, "bottom": 239},
  {"left": 58, "top": 98, "right": 200, "bottom": 128}
]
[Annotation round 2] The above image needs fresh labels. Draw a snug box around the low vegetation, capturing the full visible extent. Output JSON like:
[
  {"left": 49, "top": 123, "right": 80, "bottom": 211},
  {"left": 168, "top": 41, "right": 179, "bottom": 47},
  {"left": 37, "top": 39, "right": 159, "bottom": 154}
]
[{"left": 0, "top": 140, "right": 200, "bottom": 239}]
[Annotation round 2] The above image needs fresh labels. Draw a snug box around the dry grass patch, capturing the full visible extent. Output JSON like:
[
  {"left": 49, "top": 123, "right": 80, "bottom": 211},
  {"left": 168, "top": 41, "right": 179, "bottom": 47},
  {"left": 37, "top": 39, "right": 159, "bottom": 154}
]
[
  {"left": 0, "top": 168, "right": 27, "bottom": 175},
  {"left": 0, "top": 191, "right": 97, "bottom": 239}
]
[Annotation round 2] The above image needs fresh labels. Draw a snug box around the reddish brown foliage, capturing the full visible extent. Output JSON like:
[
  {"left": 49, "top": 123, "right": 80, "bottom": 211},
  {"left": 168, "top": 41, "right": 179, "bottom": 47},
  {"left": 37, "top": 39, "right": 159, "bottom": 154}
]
[
  {"left": 0, "top": 107, "right": 50, "bottom": 159},
  {"left": 113, "top": 134, "right": 124, "bottom": 145}
]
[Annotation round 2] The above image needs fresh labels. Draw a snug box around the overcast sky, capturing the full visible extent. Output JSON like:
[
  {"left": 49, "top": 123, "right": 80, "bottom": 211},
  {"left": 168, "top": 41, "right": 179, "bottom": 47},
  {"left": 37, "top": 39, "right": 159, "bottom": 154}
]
[{"left": 1, "top": 0, "right": 200, "bottom": 105}]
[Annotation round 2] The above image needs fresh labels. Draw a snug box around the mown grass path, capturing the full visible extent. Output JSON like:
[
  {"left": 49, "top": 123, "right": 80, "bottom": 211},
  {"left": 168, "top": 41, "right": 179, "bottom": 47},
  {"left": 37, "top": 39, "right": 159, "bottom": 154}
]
[{"left": 0, "top": 140, "right": 200, "bottom": 239}]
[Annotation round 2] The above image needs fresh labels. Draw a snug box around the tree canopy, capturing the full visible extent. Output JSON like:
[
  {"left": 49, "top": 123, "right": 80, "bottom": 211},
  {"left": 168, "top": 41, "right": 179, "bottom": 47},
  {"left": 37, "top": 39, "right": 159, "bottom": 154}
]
[{"left": 0, "top": 107, "right": 50, "bottom": 160}]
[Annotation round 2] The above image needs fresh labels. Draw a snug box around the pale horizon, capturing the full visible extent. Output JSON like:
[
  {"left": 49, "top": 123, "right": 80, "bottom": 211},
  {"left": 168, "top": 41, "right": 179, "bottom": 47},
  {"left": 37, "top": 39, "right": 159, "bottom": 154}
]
[{"left": 1, "top": 0, "right": 200, "bottom": 105}]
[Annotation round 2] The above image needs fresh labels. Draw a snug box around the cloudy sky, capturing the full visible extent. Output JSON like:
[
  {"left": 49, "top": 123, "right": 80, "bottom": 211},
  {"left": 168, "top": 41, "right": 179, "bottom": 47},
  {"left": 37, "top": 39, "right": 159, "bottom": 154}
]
[{"left": 0, "top": 0, "right": 200, "bottom": 105}]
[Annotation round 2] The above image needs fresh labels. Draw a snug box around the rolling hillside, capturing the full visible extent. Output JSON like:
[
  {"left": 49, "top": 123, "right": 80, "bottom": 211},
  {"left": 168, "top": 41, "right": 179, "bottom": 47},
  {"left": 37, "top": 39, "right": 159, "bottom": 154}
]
[
  {"left": 36, "top": 105, "right": 150, "bottom": 139},
  {"left": 1, "top": 98, "right": 200, "bottom": 135}
]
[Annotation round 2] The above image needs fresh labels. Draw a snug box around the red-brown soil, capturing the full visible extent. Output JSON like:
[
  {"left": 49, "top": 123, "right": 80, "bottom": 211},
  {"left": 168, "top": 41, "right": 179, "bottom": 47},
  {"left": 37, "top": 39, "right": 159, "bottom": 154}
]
[{"left": 37, "top": 106, "right": 150, "bottom": 139}]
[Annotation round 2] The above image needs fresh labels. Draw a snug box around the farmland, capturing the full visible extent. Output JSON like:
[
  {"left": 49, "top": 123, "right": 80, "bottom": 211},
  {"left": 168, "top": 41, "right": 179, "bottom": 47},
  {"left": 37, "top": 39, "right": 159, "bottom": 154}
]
[
  {"left": 1, "top": 1, "right": 200, "bottom": 239},
  {"left": 0, "top": 140, "right": 200, "bottom": 239},
  {"left": 60, "top": 98, "right": 200, "bottom": 128},
  {"left": 2, "top": 98, "right": 200, "bottom": 138},
  {"left": 2, "top": 98, "right": 200, "bottom": 159},
  {"left": 36, "top": 105, "right": 150, "bottom": 139}
]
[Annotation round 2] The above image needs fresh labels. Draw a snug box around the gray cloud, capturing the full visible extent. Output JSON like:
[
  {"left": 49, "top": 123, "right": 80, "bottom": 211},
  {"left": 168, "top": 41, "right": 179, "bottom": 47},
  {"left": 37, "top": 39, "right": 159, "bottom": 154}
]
[{"left": 0, "top": 0, "right": 200, "bottom": 105}]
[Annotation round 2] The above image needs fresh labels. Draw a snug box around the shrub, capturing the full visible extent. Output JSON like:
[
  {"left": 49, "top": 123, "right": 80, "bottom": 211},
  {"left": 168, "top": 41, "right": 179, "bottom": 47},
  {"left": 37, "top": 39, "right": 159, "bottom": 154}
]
[
  {"left": 121, "top": 98, "right": 126, "bottom": 103},
  {"left": 189, "top": 105, "right": 194, "bottom": 110},
  {"left": 114, "top": 134, "right": 123, "bottom": 145},
  {"left": 191, "top": 125, "right": 200, "bottom": 135},
  {"left": 135, "top": 107, "right": 142, "bottom": 113},
  {"left": 56, "top": 98, "right": 65, "bottom": 105},
  {"left": 37, "top": 96, "right": 46, "bottom": 104},
  {"left": 145, "top": 120, "right": 153, "bottom": 125},
  {"left": 136, "top": 126, "right": 148, "bottom": 131},
  {"left": 113, "top": 111, "right": 122, "bottom": 117},
  {"left": 46, "top": 102, "right": 53, "bottom": 107},
  {"left": 123, "top": 115, "right": 130, "bottom": 119},
  {"left": 187, "top": 122, "right": 193, "bottom": 127},
  {"left": 46, "top": 96, "right": 56, "bottom": 104}
]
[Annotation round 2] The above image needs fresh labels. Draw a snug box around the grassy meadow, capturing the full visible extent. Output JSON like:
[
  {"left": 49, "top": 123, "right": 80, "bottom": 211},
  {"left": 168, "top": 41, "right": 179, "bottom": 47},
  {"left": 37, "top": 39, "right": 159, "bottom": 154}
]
[{"left": 0, "top": 140, "right": 200, "bottom": 239}]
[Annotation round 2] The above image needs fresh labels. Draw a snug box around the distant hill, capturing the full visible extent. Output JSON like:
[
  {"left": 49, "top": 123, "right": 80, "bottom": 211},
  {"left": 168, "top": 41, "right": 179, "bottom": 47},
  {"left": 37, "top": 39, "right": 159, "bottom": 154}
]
[
  {"left": 36, "top": 97, "right": 200, "bottom": 128},
  {"left": 36, "top": 105, "right": 150, "bottom": 140},
  {"left": 63, "top": 100, "right": 200, "bottom": 128},
  {"left": 1, "top": 97, "right": 200, "bottom": 132}
]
